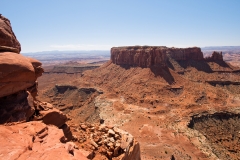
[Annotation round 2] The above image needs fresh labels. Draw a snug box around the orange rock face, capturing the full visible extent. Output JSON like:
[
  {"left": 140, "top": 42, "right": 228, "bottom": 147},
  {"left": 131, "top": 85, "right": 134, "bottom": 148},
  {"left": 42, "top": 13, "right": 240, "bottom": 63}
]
[
  {"left": 111, "top": 46, "right": 204, "bottom": 67},
  {"left": 0, "top": 15, "right": 21, "bottom": 53},
  {"left": 0, "top": 121, "right": 87, "bottom": 160},
  {"left": 0, "top": 52, "right": 43, "bottom": 98},
  {"left": 0, "top": 15, "right": 44, "bottom": 124},
  {"left": 0, "top": 15, "right": 96, "bottom": 160}
]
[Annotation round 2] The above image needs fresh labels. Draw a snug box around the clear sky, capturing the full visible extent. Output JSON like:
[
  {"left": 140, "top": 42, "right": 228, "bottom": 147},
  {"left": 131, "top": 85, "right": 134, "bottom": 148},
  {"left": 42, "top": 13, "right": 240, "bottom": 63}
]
[{"left": 2, "top": 0, "right": 240, "bottom": 52}]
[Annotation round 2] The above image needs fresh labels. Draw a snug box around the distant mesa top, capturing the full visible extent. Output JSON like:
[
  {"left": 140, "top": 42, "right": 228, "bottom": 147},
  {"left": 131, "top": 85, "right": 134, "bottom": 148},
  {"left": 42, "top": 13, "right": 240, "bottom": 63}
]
[
  {"left": 111, "top": 46, "right": 204, "bottom": 67},
  {"left": 0, "top": 14, "right": 21, "bottom": 53}
]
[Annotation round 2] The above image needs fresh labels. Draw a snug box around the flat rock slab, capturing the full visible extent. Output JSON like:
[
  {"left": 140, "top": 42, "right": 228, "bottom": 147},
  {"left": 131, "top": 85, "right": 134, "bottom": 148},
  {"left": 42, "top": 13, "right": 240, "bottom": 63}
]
[{"left": 0, "top": 121, "right": 87, "bottom": 160}]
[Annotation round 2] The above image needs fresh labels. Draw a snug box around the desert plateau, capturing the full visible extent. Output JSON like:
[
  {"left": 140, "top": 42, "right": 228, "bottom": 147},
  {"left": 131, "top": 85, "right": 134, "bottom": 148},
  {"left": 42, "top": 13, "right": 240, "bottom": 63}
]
[{"left": 1, "top": 1, "right": 240, "bottom": 160}]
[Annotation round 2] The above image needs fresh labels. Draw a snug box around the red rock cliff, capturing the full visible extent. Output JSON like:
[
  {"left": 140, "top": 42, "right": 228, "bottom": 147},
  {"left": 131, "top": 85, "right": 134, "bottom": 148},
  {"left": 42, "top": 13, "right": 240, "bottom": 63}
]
[
  {"left": 111, "top": 46, "right": 167, "bottom": 67},
  {"left": 111, "top": 46, "right": 204, "bottom": 67},
  {"left": 166, "top": 47, "right": 204, "bottom": 61}
]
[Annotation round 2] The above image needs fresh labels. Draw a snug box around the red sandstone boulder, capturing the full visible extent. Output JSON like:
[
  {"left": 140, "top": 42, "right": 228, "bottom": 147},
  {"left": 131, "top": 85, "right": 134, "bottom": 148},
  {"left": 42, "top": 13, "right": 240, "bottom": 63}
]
[
  {"left": 34, "top": 102, "right": 67, "bottom": 128},
  {"left": 0, "top": 121, "right": 87, "bottom": 160},
  {"left": 0, "top": 52, "right": 43, "bottom": 98},
  {"left": 0, "top": 14, "right": 21, "bottom": 53},
  {"left": 40, "top": 107, "right": 68, "bottom": 128}
]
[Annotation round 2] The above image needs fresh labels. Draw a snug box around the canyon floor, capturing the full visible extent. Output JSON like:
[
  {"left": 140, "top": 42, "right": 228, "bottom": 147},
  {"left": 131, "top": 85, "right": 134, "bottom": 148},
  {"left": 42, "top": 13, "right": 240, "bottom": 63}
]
[{"left": 37, "top": 54, "right": 240, "bottom": 160}]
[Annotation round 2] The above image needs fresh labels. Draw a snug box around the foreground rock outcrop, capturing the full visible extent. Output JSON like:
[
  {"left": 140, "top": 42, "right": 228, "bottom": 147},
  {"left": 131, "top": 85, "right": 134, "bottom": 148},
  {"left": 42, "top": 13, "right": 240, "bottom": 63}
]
[
  {"left": 0, "top": 121, "right": 87, "bottom": 160},
  {"left": 0, "top": 15, "right": 141, "bottom": 160},
  {"left": 0, "top": 15, "right": 44, "bottom": 123},
  {"left": 0, "top": 52, "right": 43, "bottom": 98},
  {"left": 0, "top": 15, "right": 85, "bottom": 159},
  {"left": 0, "top": 14, "right": 21, "bottom": 53},
  {"left": 111, "top": 46, "right": 204, "bottom": 67},
  {"left": 0, "top": 90, "right": 35, "bottom": 124},
  {"left": 73, "top": 122, "right": 141, "bottom": 160}
]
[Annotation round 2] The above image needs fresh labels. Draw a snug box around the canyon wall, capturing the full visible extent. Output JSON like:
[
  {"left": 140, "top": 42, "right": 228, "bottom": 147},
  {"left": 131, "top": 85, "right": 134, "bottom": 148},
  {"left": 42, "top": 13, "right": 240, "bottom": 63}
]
[{"left": 111, "top": 46, "right": 204, "bottom": 67}]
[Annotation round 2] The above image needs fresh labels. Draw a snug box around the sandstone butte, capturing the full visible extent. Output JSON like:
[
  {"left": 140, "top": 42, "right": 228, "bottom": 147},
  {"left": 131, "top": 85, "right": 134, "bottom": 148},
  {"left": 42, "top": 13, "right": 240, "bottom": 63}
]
[{"left": 111, "top": 46, "right": 222, "bottom": 68}]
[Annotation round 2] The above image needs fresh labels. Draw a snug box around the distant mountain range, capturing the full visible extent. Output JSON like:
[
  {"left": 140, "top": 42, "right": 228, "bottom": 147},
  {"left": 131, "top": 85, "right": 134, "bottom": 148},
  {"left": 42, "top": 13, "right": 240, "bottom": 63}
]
[
  {"left": 22, "top": 50, "right": 110, "bottom": 65},
  {"left": 21, "top": 47, "right": 240, "bottom": 65}
]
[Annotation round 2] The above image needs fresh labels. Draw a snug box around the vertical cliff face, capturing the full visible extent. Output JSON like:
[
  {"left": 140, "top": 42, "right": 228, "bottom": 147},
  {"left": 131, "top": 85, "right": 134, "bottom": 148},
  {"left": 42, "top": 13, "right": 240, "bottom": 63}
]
[
  {"left": 167, "top": 47, "right": 204, "bottom": 61},
  {"left": 111, "top": 46, "right": 204, "bottom": 67},
  {"left": 111, "top": 46, "right": 168, "bottom": 67}
]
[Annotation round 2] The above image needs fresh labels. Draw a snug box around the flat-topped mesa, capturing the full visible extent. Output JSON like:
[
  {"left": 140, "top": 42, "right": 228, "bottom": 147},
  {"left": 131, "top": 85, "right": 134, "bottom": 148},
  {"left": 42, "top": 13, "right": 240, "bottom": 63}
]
[
  {"left": 111, "top": 46, "right": 204, "bottom": 67},
  {"left": 111, "top": 46, "right": 168, "bottom": 68}
]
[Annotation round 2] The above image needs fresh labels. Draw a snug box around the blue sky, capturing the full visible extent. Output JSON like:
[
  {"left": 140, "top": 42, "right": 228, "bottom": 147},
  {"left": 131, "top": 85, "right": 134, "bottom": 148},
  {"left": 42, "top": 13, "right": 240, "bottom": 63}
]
[{"left": 2, "top": 0, "right": 240, "bottom": 52}]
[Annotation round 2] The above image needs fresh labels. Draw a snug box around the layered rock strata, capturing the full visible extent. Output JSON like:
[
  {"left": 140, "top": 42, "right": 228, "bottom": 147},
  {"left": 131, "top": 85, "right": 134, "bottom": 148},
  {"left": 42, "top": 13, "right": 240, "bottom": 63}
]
[
  {"left": 111, "top": 46, "right": 204, "bottom": 67},
  {"left": 0, "top": 52, "right": 43, "bottom": 98},
  {"left": 111, "top": 46, "right": 168, "bottom": 67},
  {"left": 167, "top": 47, "right": 204, "bottom": 61},
  {"left": 0, "top": 15, "right": 44, "bottom": 123}
]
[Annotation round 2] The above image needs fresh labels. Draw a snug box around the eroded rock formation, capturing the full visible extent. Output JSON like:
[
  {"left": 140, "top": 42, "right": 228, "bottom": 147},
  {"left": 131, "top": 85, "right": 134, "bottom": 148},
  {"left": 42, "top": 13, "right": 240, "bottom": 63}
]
[
  {"left": 75, "top": 123, "right": 141, "bottom": 160},
  {"left": 205, "top": 51, "right": 223, "bottom": 61},
  {"left": 0, "top": 14, "right": 21, "bottom": 53},
  {"left": 0, "top": 15, "right": 82, "bottom": 159},
  {"left": 0, "top": 52, "right": 43, "bottom": 98},
  {"left": 167, "top": 47, "right": 204, "bottom": 61},
  {"left": 0, "top": 15, "right": 44, "bottom": 123},
  {"left": 111, "top": 46, "right": 204, "bottom": 67},
  {"left": 0, "top": 15, "right": 141, "bottom": 160}
]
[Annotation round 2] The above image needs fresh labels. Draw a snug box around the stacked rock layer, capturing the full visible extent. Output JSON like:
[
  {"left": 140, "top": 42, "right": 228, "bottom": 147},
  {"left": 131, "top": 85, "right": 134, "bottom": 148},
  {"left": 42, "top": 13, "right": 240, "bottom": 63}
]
[{"left": 111, "top": 46, "right": 204, "bottom": 67}]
